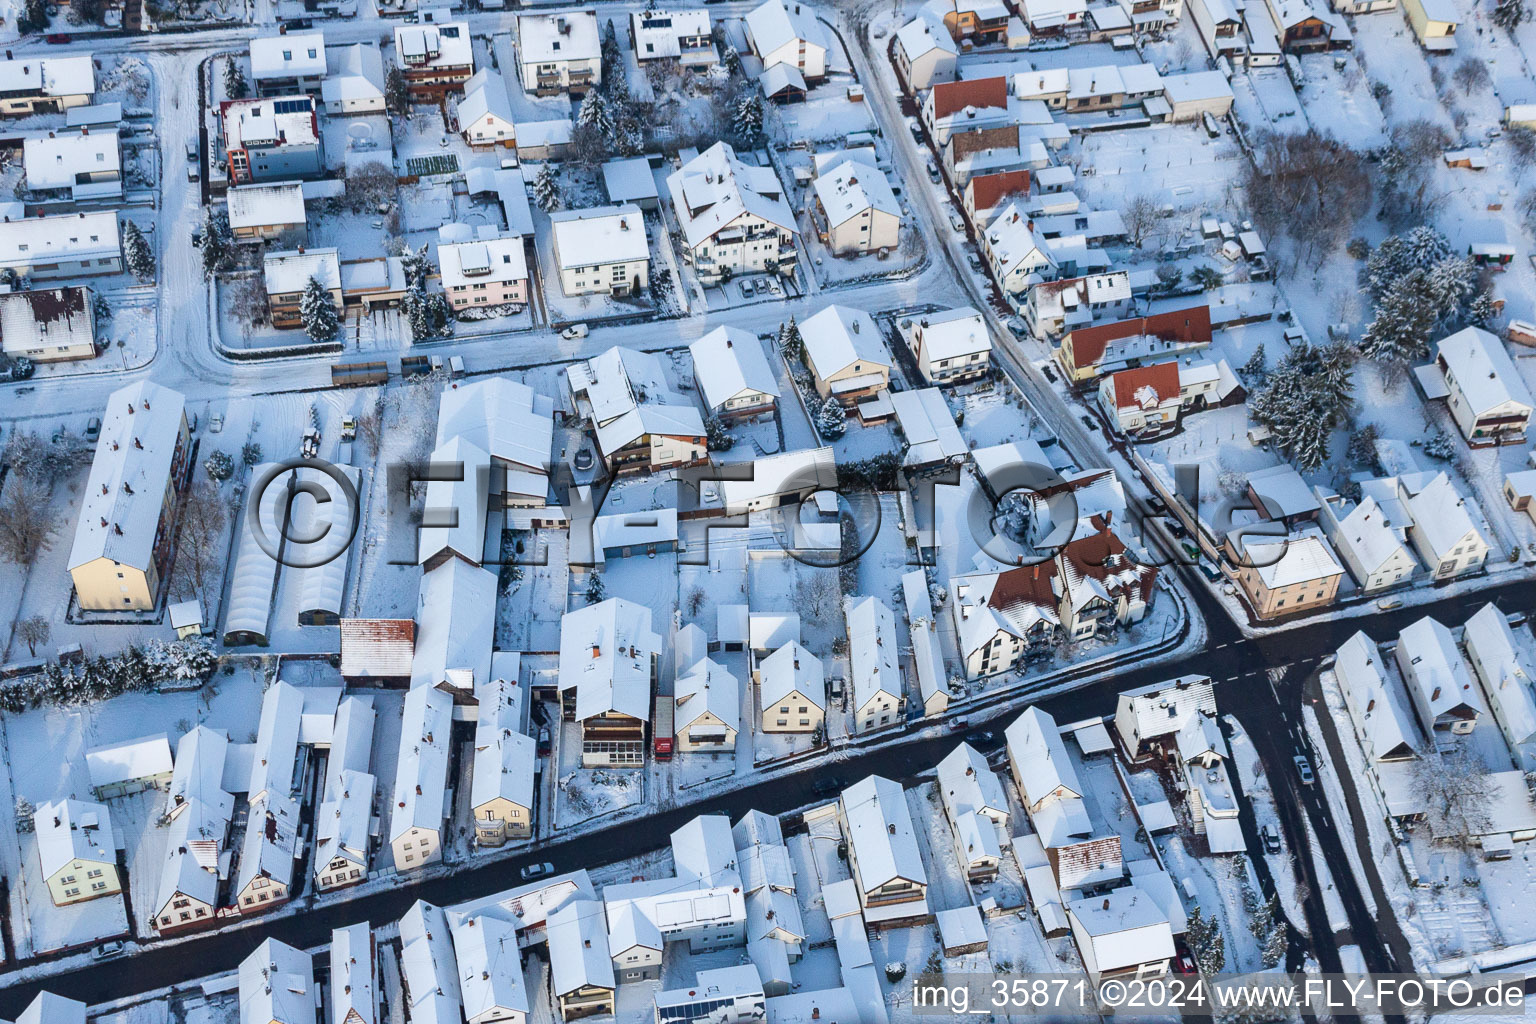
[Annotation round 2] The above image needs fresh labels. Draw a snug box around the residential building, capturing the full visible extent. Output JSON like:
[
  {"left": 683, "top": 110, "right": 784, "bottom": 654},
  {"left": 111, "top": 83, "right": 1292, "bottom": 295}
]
[
  {"left": 655, "top": 966, "right": 766, "bottom": 1024},
  {"left": 0, "top": 286, "right": 97, "bottom": 363},
  {"left": 1400, "top": 472, "right": 1489, "bottom": 579},
  {"left": 1056, "top": 518, "right": 1158, "bottom": 638},
  {"left": 1426, "top": 326, "right": 1533, "bottom": 446},
  {"left": 450, "top": 914, "right": 530, "bottom": 1024},
  {"left": 944, "top": 0, "right": 1013, "bottom": 41},
  {"left": 891, "top": 387, "right": 967, "bottom": 469},
  {"left": 400, "top": 901, "right": 464, "bottom": 1024},
  {"left": 674, "top": 655, "right": 740, "bottom": 753},
  {"left": 394, "top": 20, "right": 475, "bottom": 97},
  {"left": 250, "top": 32, "right": 327, "bottom": 95},
  {"left": 434, "top": 375, "right": 555, "bottom": 524},
  {"left": 1231, "top": 529, "right": 1344, "bottom": 618},
  {"left": 1161, "top": 70, "right": 1235, "bottom": 121},
  {"left": 457, "top": 69, "right": 516, "bottom": 147},
  {"left": 1463, "top": 603, "right": 1536, "bottom": 771},
  {"left": 548, "top": 900, "right": 616, "bottom": 1019},
  {"left": 1097, "top": 361, "right": 1181, "bottom": 436},
  {"left": 558, "top": 597, "right": 660, "bottom": 768},
  {"left": 844, "top": 595, "right": 904, "bottom": 732},
  {"left": 332, "top": 923, "right": 377, "bottom": 1024},
  {"left": 154, "top": 727, "right": 232, "bottom": 932},
  {"left": 1067, "top": 888, "right": 1174, "bottom": 980},
  {"left": 758, "top": 641, "right": 825, "bottom": 734},
  {"left": 1172, "top": 711, "right": 1243, "bottom": 851},
  {"left": 68, "top": 381, "right": 189, "bottom": 611},
  {"left": 566, "top": 346, "right": 706, "bottom": 474},
  {"left": 548, "top": 204, "right": 649, "bottom": 297},
  {"left": 1188, "top": 0, "right": 1246, "bottom": 57},
  {"left": 894, "top": 13, "right": 957, "bottom": 90},
  {"left": 1333, "top": 631, "right": 1421, "bottom": 766},
  {"left": 1314, "top": 489, "right": 1419, "bottom": 593},
  {"left": 745, "top": 0, "right": 828, "bottom": 81},
  {"left": 1113, "top": 675, "right": 1216, "bottom": 759},
  {"left": 962, "top": 169, "right": 1032, "bottom": 227},
  {"left": 717, "top": 446, "right": 838, "bottom": 515},
  {"left": 410, "top": 558, "right": 498, "bottom": 689},
  {"left": 904, "top": 306, "right": 991, "bottom": 385},
  {"left": 233, "top": 680, "right": 305, "bottom": 914},
  {"left": 1505, "top": 469, "right": 1536, "bottom": 525},
  {"left": 1056, "top": 305, "right": 1213, "bottom": 382},
  {"left": 1396, "top": 615, "right": 1484, "bottom": 735},
  {"left": 239, "top": 940, "right": 314, "bottom": 1024},
  {"left": 86, "top": 733, "right": 174, "bottom": 799},
  {"left": 812, "top": 159, "right": 900, "bottom": 256},
  {"left": 601, "top": 156, "right": 661, "bottom": 210},
  {"left": 36, "top": 799, "right": 120, "bottom": 905},
  {"left": 1402, "top": 0, "right": 1457, "bottom": 48},
  {"left": 982, "top": 205, "right": 1060, "bottom": 296},
  {"left": 220, "top": 95, "right": 324, "bottom": 184},
  {"left": 438, "top": 227, "right": 529, "bottom": 310},
  {"left": 263, "top": 247, "right": 341, "bottom": 329},
  {"left": 315, "top": 769, "right": 374, "bottom": 891},
  {"left": 389, "top": 685, "right": 454, "bottom": 870},
  {"left": 936, "top": 743, "right": 1008, "bottom": 882},
  {"left": 514, "top": 117, "right": 572, "bottom": 160},
  {"left": 800, "top": 304, "right": 893, "bottom": 406},
  {"left": 0, "top": 55, "right": 95, "bottom": 116},
  {"left": 839, "top": 775, "right": 929, "bottom": 923},
  {"left": 903, "top": 568, "right": 950, "bottom": 718},
  {"left": 690, "top": 325, "right": 781, "bottom": 423},
  {"left": 516, "top": 11, "right": 602, "bottom": 96},
  {"left": 631, "top": 9, "right": 716, "bottom": 67},
  {"left": 227, "top": 181, "right": 308, "bottom": 246},
  {"left": 471, "top": 676, "right": 537, "bottom": 846},
  {"left": 951, "top": 564, "right": 1060, "bottom": 679},
  {"left": 23, "top": 129, "right": 121, "bottom": 202},
  {"left": 1026, "top": 271, "right": 1133, "bottom": 337},
  {"left": 323, "top": 44, "right": 387, "bottom": 114},
  {"left": 0, "top": 210, "right": 122, "bottom": 280},
  {"left": 667, "top": 142, "right": 799, "bottom": 284},
  {"left": 921, "top": 77, "right": 1011, "bottom": 145}
]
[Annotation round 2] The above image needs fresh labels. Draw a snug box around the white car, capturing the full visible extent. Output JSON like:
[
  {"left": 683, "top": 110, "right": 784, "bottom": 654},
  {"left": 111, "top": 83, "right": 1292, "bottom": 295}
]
[{"left": 561, "top": 324, "right": 589, "bottom": 339}]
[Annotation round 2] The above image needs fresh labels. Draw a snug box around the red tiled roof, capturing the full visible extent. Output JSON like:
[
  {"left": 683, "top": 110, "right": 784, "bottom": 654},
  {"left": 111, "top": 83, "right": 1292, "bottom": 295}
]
[
  {"left": 967, "top": 169, "right": 1031, "bottom": 215},
  {"left": 1061, "top": 521, "right": 1158, "bottom": 604},
  {"left": 339, "top": 618, "right": 416, "bottom": 678},
  {"left": 988, "top": 561, "right": 1058, "bottom": 610},
  {"left": 1064, "top": 305, "right": 1212, "bottom": 371},
  {"left": 1107, "top": 361, "right": 1180, "bottom": 410},
  {"left": 931, "top": 76, "right": 1008, "bottom": 121}
]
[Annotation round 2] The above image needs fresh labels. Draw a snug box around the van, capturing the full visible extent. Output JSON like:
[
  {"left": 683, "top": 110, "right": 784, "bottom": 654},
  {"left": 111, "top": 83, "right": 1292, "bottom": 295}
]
[
  {"left": 561, "top": 323, "right": 589, "bottom": 339},
  {"left": 448, "top": 356, "right": 465, "bottom": 378}
]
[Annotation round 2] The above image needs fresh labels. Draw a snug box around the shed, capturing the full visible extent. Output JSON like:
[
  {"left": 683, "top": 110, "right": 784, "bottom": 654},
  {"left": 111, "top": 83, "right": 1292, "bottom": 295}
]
[
  {"left": 86, "top": 733, "right": 174, "bottom": 799},
  {"left": 936, "top": 906, "right": 989, "bottom": 955},
  {"left": 601, "top": 157, "right": 660, "bottom": 211},
  {"left": 169, "top": 598, "right": 205, "bottom": 639}
]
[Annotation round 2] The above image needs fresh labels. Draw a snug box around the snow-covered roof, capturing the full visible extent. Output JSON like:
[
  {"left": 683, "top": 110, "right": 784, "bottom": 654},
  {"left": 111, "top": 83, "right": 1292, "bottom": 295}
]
[
  {"left": 547, "top": 900, "right": 615, "bottom": 996},
  {"left": 549, "top": 204, "right": 648, "bottom": 269},
  {"left": 667, "top": 141, "right": 796, "bottom": 250},
  {"left": 323, "top": 43, "right": 385, "bottom": 106},
  {"left": 1397, "top": 615, "right": 1486, "bottom": 728},
  {"left": 746, "top": 0, "right": 829, "bottom": 58},
  {"left": 675, "top": 656, "right": 740, "bottom": 735},
  {"left": 517, "top": 10, "right": 601, "bottom": 65},
  {"left": 559, "top": 597, "right": 659, "bottom": 723},
  {"left": 389, "top": 685, "right": 454, "bottom": 843},
  {"left": 167, "top": 726, "right": 229, "bottom": 820},
  {"left": 0, "top": 55, "right": 93, "bottom": 99},
  {"left": 911, "top": 307, "right": 990, "bottom": 362},
  {"left": 1247, "top": 463, "right": 1320, "bottom": 520},
  {"left": 69, "top": 380, "right": 184, "bottom": 574},
  {"left": 672, "top": 815, "right": 741, "bottom": 887},
  {"left": 1435, "top": 326, "right": 1535, "bottom": 415},
  {"left": 690, "top": 325, "right": 781, "bottom": 411},
  {"left": 985, "top": 202, "right": 1055, "bottom": 280},
  {"left": 1067, "top": 887, "right": 1174, "bottom": 974},
  {"left": 222, "top": 95, "right": 319, "bottom": 151},
  {"left": 400, "top": 901, "right": 462, "bottom": 1024},
  {"left": 1464, "top": 605, "right": 1536, "bottom": 749},
  {"left": 248, "top": 679, "right": 304, "bottom": 803},
  {"left": 1241, "top": 530, "right": 1343, "bottom": 590},
  {"left": 264, "top": 246, "right": 340, "bottom": 294},
  {"left": 1402, "top": 472, "right": 1485, "bottom": 560},
  {"left": 602, "top": 156, "right": 660, "bottom": 204},
  {"left": 758, "top": 641, "right": 824, "bottom": 711},
  {"left": 1328, "top": 493, "right": 1413, "bottom": 576},
  {"left": 250, "top": 31, "right": 326, "bottom": 81},
  {"left": 937, "top": 905, "right": 988, "bottom": 951},
  {"left": 339, "top": 619, "right": 415, "bottom": 680},
  {"left": 844, "top": 595, "right": 901, "bottom": 712},
  {"left": 840, "top": 775, "right": 927, "bottom": 889},
  {"left": 566, "top": 346, "right": 704, "bottom": 456},
  {"left": 902, "top": 568, "right": 948, "bottom": 711},
  {"left": 412, "top": 558, "right": 498, "bottom": 690},
  {"left": 1334, "top": 631, "right": 1419, "bottom": 762},
  {"left": 764, "top": 988, "right": 858, "bottom": 1024},
  {"left": 471, "top": 679, "right": 536, "bottom": 813},
  {"left": 394, "top": 21, "right": 473, "bottom": 71},
  {"left": 514, "top": 118, "right": 572, "bottom": 149},
  {"left": 592, "top": 507, "right": 678, "bottom": 555},
  {"left": 937, "top": 741, "right": 1008, "bottom": 822},
  {"left": 759, "top": 62, "right": 806, "bottom": 99},
  {"left": 227, "top": 181, "right": 307, "bottom": 230},
  {"left": 719, "top": 446, "right": 837, "bottom": 514},
  {"left": 239, "top": 939, "right": 314, "bottom": 1024},
  {"left": 36, "top": 798, "right": 115, "bottom": 878},
  {"left": 456, "top": 68, "right": 513, "bottom": 132},
  {"left": 23, "top": 130, "right": 119, "bottom": 192},
  {"left": 15, "top": 994, "right": 85, "bottom": 1024},
  {"left": 436, "top": 375, "right": 553, "bottom": 475},
  {"left": 896, "top": 12, "right": 957, "bottom": 58},
  {"left": 330, "top": 922, "right": 375, "bottom": 1024},
  {"left": 1161, "top": 69, "right": 1233, "bottom": 105},
  {"left": 66, "top": 101, "right": 120, "bottom": 127},
  {"left": 632, "top": 9, "right": 713, "bottom": 59},
  {"left": 86, "top": 732, "right": 173, "bottom": 790},
  {"left": 450, "top": 914, "right": 529, "bottom": 1022},
  {"left": 315, "top": 769, "right": 374, "bottom": 874},
  {"left": 801, "top": 304, "right": 891, "bottom": 381},
  {"left": 891, "top": 388, "right": 967, "bottom": 467},
  {"left": 1005, "top": 706, "right": 1082, "bottom": 807},
  {"left": 813, "top": 159, "right": 899, "bottom": 229},
  {"left": 438, "top": 229, "right": 528, "bottom": 293}
]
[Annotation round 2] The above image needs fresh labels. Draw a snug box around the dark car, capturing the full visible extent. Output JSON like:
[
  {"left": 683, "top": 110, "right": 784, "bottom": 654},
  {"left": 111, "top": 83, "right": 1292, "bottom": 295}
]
[
  {"left": 811, "top": 776, "right": 841, "bottom": 797},
  {"left": 1261, "top": 825, "right": 1282, "bottom": 854},
  {"left": 44, "top": 32, "right": 72, "bottom": 43},
  {"left": 519, "top": 862, "right": 554, "bottom": 881}
]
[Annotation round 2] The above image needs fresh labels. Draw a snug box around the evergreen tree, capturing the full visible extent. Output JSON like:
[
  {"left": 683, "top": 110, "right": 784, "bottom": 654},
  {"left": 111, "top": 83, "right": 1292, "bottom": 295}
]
[
  {"left": 705, "top": 418, "right": 735, "bottom": 451},
  {"left": 204, "top": 449, "right": 234, "bottom": 481},
  {"left": 779, "top": 316, "right": 804, "bottom": 362},
  {"left": 586, "top": 571, "right": 606, "bottom": 604},
  {"left": 299, "top": 276, "right": 340, "bottom": 341},
  {"left": 1424, "top": 429, "right": 1457, "bottom": 461},
  {"left": 1366, "top": 226, "right": 1454, "bottom": 296},
  {"left": 1261, "top": 898, "right": 1289, "bottom": 969},
  {"left": 400, "top": 244, "right": 433, "bottom": 288},
  {"left": 1423, "top": 256, "right": 1478, "bottom": 323},
  {"left": 20, "top": 0, "right": 47, "bottom": 34},
  {"left": 122, "top": 221, "right": 155, "bottom": 282},
  {"left": 1190, "top": 265, "right": 1224, "bottom": 291},
  {"left": 200, "top": 209, "right": 235, "bottom": 278},
  {"left": 817, "top": 397, "right": 847, "bottom": 439},
  {"left": 1185, "top": 907, "right": 1226, "bottom": 976},
  {"left": 223, "top": 58, "right": 248, "bottom": 99},
  {"left": 1347, "top": 423, "right": 1381, "bottom": 471},
  {"left": 1360, "top": 267, "right": 1439, "bottom": 369},
  {"left": 720, "top": 44, "right": 743, "bottom": 79},
  {"left": 385, "top": 66, "right": 411, "bottom": 117},
  {"left": 577, "top": 90, "right": 613, "bottom": 138},
  {"left": 534, "top": 165, "right": 562, "bottom": 213},
  {"left": 402, "top": 282, "right": 453, "bottom": 341},
  {"left": 241, "top": 441, "right": 262, "bottom": 465},
  {"left": 1493, "top": 0, "right": 1529, "bottom": 31},
  {"left": 1239, "top": 343, "right": 1267, "bottom": 385},
  {"left": 734, "top": 93, "right": 765, "bottom": 148},
  {"left": 1468, "top": 290, "right": 1499, "bottom": 328}
]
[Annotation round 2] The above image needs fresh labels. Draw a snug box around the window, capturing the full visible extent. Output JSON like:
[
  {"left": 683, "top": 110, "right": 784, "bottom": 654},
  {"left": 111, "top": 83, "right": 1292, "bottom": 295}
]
[
  {"left": 780, "top": 706, "right": 790, "bottom": 713},
  {"left": 65, "top": 887, "right": 80, "bottom": 898}
]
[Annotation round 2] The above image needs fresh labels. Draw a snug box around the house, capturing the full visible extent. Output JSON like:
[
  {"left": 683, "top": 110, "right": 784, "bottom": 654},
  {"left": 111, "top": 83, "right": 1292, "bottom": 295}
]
[
  {"left": 672, "top": 814, "right": 740, "bottom": 887},
  {"left": 547, "top": 900, "right": 617, "bottom": 1019},
  {"left": 1113, "top": 675, "right": 1216, "bottom": 759},
  {"left": 227, "top": 181, "right": 308, "bottom": 246},
  {"left": 902, "top": 568, "right": 949, "bottom": 719},
  {"left": 844, "top": 596, "right": 904, "bottom": 732},
  {"left": 947, "top": 0, "right": 1015, "bottom": 40},
  {"left": 0, "top": 211, "right": 122, "bottom": 281},
  {"left": 1173, "top": 712, "right": 1243, "bottom": 850},
  {"left": 1026, "top": 272, "right": 1132, "bottom": 337},
  {"left": 219, "top": 95, "right": 324, "bottom": 184},
  {"left": 1160, "top": 70, "right": 1235, "bottom": 121},
  {"left": 315, "top": 769, "right": 374, "bottom": 891},
  {"left": 471, "top": 677, "right": 536, "bottom": 846},
  {"left": 631, "top": 9, "right": 715, "bottom": 67},
  {"left": 800, "top": 304, "right": 893, "bottom": 406},
  {"left": 891, "top": 387, "right": 967, "bottom": 469},
  {"left": 1097, "top": 361, "right": 1181, "bottom": 436},
  {"left": 36, "top": 798, "right": 120, "bottom": 905},
  {"left": 1055, "top": 519, "right": 1158, "bottom": 638},
  {"left": 250, "top": 32, "right": 326, "bottom": 95},
  {"left": 1400, "top": 472, "right": 1489, "bottom": 580},
  {"left": 667, "top": 142, "right": 799, "bottom": 284},
  {"left": 655, "top": 967, "right": 766, "bottom": 1024},
  {"left": 921, "top": 77, "right": 1011, "bottom": 145},
  {"left": 548, "top": 205, "right": 649, "bottom": 297},
  {"left": 340, "top": 256, "right": 409, "bottom": 314},
  {"left": 389, "top": 685, "right": 454, "bottom": 870},
  {"left": 936, "top": 743, "right": 1008, "bottom": 882},
  {"left": 514, "top": 117, "right": 573, "bottom": 161},
  {"left": 394, "top": 20, "right": 475, "bottom": 97},
  {"left": 332, "top": 923, "right": 376, "bottom": 1024},
  {"left": 981, "top": 205, "right": 1059, "bottom": 296},
  {"left": 0, "top": 286, "right": 97, "bottom": 364},
  {"left": 601, "top": 156, "right": 661, "bottom": 211},
  {"left": 232, "top": 680, "right": 306, "bottom": 914},
  {"left": 1057, "top": 305, "right": 1212, "bottom": 382},
  {"left": 86, "top": 733, "right": 173, "bottom": 799},
  {"left": 590, "top": 509, "right": 679, "bottom": 563},
  {"left": 745, "top": 0, "right": 828, "bottom": 81},
  {"left": 438, "top": 227, "right": 529, "bottom": 311},
  {"left": 1333, "top": 632, "right": 1420, "bottom": 765},
  {"left": 411, "top": 558, "right": 497, "bottom": 694},
  {"left": 1402, "top": 0, "right": 1457, "bottom": 48},
  {"left": 904, "top": 306, "right": 991, "bottom": 385},
  {"left": 812, "top": 159, "right": 900, "bottom": 256},
  {"left": 963, "top": 168, "right": 1034, "bottom": 229},
  {"left": 717, "top": 446, "right": 838, "bottom": 515},
  {"left": 1231, "top": 529, "right": 1344, "bottom": 618},
  {"left": 322, "top": 44, "right": 387, "bottom": 114},
  {"left": 0, "top": 56, "right": 95, "bottom": 116},
  {"left": 894, "top": 13, "right": 958, "bottom": 90},
  {"left": 68, "top": 381, "right": 189, "bottom": 612},
  {"left": 690, "top": 326, "right": 780, "bottom": 423},
  {"left": 559, "top": 598, "right": 659, "bottom": 768},
  {"left": 263, "top": 247, "right": 341, "bottom": 329},
  {"left": 516, "top": 11, "right": 602, "bottom": 97},
  {"left": 450, "top": 914, "right": 530, "bottom": 1024},
  {"left": 674, "top": 656, "right": 740, "bottom": 752},
  {"left": 239, "top": 939, "right": 314, "bottom": 1024},
  {"left": 1259, "top": 0, "right": 1333, "bottom": 49},
  {"left": 1018, "top": 0, "right": 1087, "bottom": 33},
  {"left": 23, "top": 129, "right": 122, "bottom": 202},
  {"left": 566, "top": 346, "right": 705, "bottom": 474},
  {"left": 1067, "top": 888, "right": 1174, "bottom": 980},
  {"left": 1505, "top": 469, "right": 1536, "bottom": 524},
  {"left": 1463, "top": 604, "right": 1536, "bottom": 771},
  {"left": 950, "top": 565, "right": 1060, "bottom": 679},
  {"left": 457, "top": 69, "right": 516, "bottom": 147},
  {"left": 1188, "top": 0, "right": 1247, "bottom": 57},
  {"left": 153, "top": 727, "right": 232, "bottom": 932},
  {"left": 400, "top": 901, "right": 464, "bottom": 1024},
  {"left": 1314, "top": 488, "right": 1416, "bottom": 593},
  {"left": 758, "top": 642, "right": 825, "bottom": 734},
  {"left": 839, "top": 775, "right": 929, "bottom": 923},
  {"left": 435, "top": 375, "right": 555, "bottom": 524},
  {"left": 1396, "top": 615, "right": 1484, "bottom": 735},
  {"left": 1426, "top": 327, "right": 1533, "bottom": 446},
  {"left": 1246, "top": 464, "right": 1321, "bottom": 528}
]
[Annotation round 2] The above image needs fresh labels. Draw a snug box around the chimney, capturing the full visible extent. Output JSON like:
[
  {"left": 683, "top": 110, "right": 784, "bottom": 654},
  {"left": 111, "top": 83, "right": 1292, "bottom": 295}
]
[
  {"left": 620, "top": 218, "right": 629, "bottom": 231},
  {"left": 127, "top": 403, "right": 134, "bottom": 414},
  {"left": 1102, "top": 898, "right": 1110, "bottom": 910},
  {"left": 133, "top": 437, "right": 143, "bottom": 449},
  {"left": 101, "top": 484, "right": 109, "bottom": 495},
  {"left": 142, "top": 398, "right": 149, "bottom": 410},
  {"left": 726, "top": 337, "right": 733, "bottom": 348},
  {"left": 812, "top": 1010, "right": 820, "bottom": 1021},
  {"left": 114, "top": 523, "right": 123, "bottom": 535},
  {"left": 592, "top": 644, "right": 601, "bottom": 659},
  {"left": 887, "top": 822, "right": 896, "bottom": 834},
  {"left": 100, "top": 517, "right": 108, "bottom": 528},
  {"left": 851, "top": 319, "right": 860, "bottom": 334},
  {"left": 123, "top": 482, "right": 133, "bottom": 494},
  {"left": 111, "top": 441, "right": 118, "bottom": 451}
]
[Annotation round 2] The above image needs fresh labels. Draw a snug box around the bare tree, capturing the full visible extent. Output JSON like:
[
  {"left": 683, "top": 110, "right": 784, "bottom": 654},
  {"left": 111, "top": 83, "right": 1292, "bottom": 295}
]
[
  {"left": 796, "top": 571, "right": 839, "bottom": 619},
  {"left": 15, "top": 615, "right": 49, "bottom": 657},
  {"left": 229, "top": 274, "right": 270, "bottom": 331},
  {"left": 1122, "top": 194, "right": 1161, "bottom": 249},
  {"left": 1412, "top": 744, "right": 1493, "bottom": 848},
  {"left": 1241, "top": 130, "right": 1371, "bottom": 267},
  {"left": 0, "top": 477, "right": 54, "bottom": 566},
  {"left": 344, "top": 161, "right": 399, "bottom": 214},
  {"left": 1508, "top": 128, "right": 1536, "bottom": 183},
  {"left": 356, "top": 402, "right": 384, "bottom": 459},
  {"left": 175, "top": 480, "right": 229, "bottom": 603},
  {"left": 1452, "top": 57, "right": 1491, "bottom": 93},
  {"left": 1399, "top": 118, "right": 1454, "bottom": 164},
  {"left": 2, "top": 430, "right": 91, "bottom": 485}
]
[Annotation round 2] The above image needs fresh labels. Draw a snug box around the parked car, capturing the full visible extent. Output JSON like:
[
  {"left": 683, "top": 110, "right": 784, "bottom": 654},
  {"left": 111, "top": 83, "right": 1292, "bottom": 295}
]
[
  {"left": 84, "top": 416, "right": 101, "bottom": 440},
  {"left": 811, "top": 776, "right": 841, "bottom": 797},
  {"left": 906, "top": 116, "right": 922, "bottom": 141},
  {"left": 1261, "top": 825, "right": 1281, "bottom": 854},
  {"left": 186, "top": 141, "right": 198, "bottom": 163},
  {"left": 1293, "top": 755, "right": 1315, "bottom": 785},
  {"left": 92, "top": 941, "right": 125, "bottom": 960},
  {"left": 519, "top": 862, "right": 554, "bottom": 881},
  {"left": 739, "top": 279, "right": 753, "bottom": 298},
  {"left": 44, "top": 32, "right": 72, "bottom": 43},
  {"left": 927, "top": 160, "right": 941, "bottom": 183},
  {"left": 560, "top": 324, "right": 588, "bottom": 339}
]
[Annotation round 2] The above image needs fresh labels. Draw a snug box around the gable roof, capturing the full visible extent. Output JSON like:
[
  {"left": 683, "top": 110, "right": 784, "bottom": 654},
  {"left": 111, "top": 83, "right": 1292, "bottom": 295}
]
[
  {"left": 667, "top": 141, "right": 796, "bottom": 249},
  {"left": 813, "top": 159, "right": 900, "bottom": 229},
  {"left": 331, "top": 923, "right": 375, "bottom": 1024},
  {"left": 967, "top": 169, "right": 1031, "bottom": 215},
  {"left": 746, "top": 0, "right": 829, "bottom": 57},
  {"left": 86, "top": 732, "right": 173, "bottom": 789},
  {"left": 1065, "top": 305, "right": 1212, "bottom": 371},
  {"left": 1435, "top": 326, "right": 1535, "bottom": 415},
  {"left": 801, "top": 304, "right": 891, "bottom": 380},
  {"left": 1106, "top": 361, "right": 1180, "bottom": 410},
  {"left": 759, "top": 642, "right": 824, "bottom": 710},
  {"left": 450, "top": 914, "right": 530, "bottom": 1021},
  {"left": 323, "top": 43, "right": 385, "bottom": 105},
  {"left": 690, "top": 325, "right": 781, "bottom": 409},
  {"left": 559, "top": 598, "right": 659, "bottom": 722},
  {"left": 547, "top": 899, "right": 615, "bottom": 995},
  {"left": 339, "top": 619, "right": 415, "bottom": 679},
  {"left": 36, "top": 798, "right": 115, "bottom": 877},
  {"left": 931, "top": 76, "right": 1008, "bottom": 120},
  {"left": 1332, "top": 631, "right": 1420, "bottom": 762},
  {"left": 457, "top": 68, "right": 513, "bottom": 130},
  {"left": 239, "top": 939, "right": 314, "bottom": 1024},
  {"left": 937, "top": 742, "right": 1008, "bottom": 820},
  {"left": 390, "top": 685, "right": 453, "bottom": 842},
  {"left": 1403, "top": 472, "right": 1485, "bottom": 559},
  {"left": 675, "top": 656, "right": 741, "bottom": 734},
  {"left": 896, "top": 12, "right": 957, "bottom": 59},
  {"left": 1005, "top": 706, "right": 1082, "bottom": 806},
  {"left": 844, "top": 595, "right": 901, "bottom": 711},
  {"left": 841, "top": 775, "right": 927, "bottom": 888},
  {"left": 435, "top": 375, "right": 553, "bottom": 475},
  {"left": 672, "top": 815, "right": 741, "bottom": 887},
  {"left": 1397, "top": 615, "right": 1486, "bottom": 725}
]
